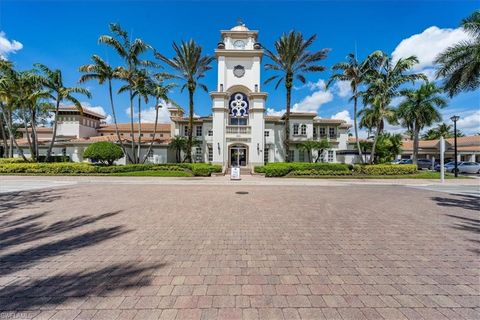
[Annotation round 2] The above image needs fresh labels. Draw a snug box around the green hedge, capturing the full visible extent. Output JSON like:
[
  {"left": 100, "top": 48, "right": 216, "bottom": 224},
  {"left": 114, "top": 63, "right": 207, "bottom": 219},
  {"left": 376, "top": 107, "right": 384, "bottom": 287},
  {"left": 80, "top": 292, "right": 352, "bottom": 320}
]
[
  {"left": 0, "top": 158, "right": 32, "bottom": 164},
  {"left": 0, "top": 162, "right": 222, "bottom": 176},
  {"left": 254, "top": 162, "right": 350, "bottom": 177},
  {"left": 353, "top": 164, "right": 418, "bottom": 175},
  {"left": 290, "top": 169, "right": 353, "bottom": 176}
]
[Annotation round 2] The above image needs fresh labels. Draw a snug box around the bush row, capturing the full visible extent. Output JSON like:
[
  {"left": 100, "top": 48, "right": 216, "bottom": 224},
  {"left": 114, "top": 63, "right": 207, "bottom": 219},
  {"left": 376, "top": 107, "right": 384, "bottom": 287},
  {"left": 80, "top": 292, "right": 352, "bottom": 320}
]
[
  {"left": 254, "top": 162, "right": 351, "bottom": 177},
  {"left": 352, "top": 164, "right": 418, "bottom": 175},
  {"left": 254, "top": 162, "right": 418, "bottom": 177},
  {"left": 0, "top": 162, "right": 222, "bottom": 176}
]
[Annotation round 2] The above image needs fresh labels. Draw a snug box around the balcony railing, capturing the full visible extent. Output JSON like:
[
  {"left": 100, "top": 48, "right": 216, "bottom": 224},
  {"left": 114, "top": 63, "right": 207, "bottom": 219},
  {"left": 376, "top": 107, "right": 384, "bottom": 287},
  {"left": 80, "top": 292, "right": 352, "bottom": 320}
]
[{"left": 226, "top": 125, "right": 251, "bottom": 134}]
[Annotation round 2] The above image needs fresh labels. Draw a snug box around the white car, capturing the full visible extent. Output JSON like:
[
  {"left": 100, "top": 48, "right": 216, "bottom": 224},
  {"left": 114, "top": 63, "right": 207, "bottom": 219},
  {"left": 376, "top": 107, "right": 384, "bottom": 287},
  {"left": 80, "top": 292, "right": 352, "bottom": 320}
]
[{"left": 442, "top": 161, "right": 480, "bottom": 174}]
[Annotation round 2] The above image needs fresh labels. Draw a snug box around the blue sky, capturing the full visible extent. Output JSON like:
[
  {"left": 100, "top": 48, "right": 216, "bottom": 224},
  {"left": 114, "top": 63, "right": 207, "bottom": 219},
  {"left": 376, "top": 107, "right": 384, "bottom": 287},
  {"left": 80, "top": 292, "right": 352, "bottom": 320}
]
[{"left": 2, "top": 0, "right": 479, "bottom": 134}]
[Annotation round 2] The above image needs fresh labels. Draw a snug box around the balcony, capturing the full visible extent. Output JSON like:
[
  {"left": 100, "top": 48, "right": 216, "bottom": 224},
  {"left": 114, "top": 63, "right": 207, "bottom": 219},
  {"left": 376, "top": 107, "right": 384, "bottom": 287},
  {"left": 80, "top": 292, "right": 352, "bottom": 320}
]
[{"left": 226, "top": 125, "right": 251, "bottom": 135}]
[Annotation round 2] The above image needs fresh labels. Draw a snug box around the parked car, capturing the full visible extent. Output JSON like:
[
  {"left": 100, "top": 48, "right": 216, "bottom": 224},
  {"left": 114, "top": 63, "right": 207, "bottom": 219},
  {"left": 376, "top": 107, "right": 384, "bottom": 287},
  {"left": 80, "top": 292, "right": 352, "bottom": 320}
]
[
  {"left": 400, "top": 158, "right": 434, "bottom": 170},
  {"left": 391, "top": 159, "right": 409, "bottom": 164},
  {"left": 437, "top": 161, "right": 480, "bottom": 174}
]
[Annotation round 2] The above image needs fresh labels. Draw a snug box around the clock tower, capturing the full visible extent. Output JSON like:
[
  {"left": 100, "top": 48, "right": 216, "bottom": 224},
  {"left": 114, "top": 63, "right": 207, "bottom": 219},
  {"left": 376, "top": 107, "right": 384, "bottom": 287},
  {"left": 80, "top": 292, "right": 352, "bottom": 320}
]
[{"left": 210, "top": 22, "right": 267, "bottom": 169}]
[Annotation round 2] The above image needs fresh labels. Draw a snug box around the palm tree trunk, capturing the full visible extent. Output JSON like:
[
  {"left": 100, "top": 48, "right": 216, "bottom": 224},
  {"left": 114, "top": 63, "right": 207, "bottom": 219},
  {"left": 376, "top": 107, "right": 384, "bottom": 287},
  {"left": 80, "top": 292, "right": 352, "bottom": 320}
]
[
  {"left": 21, "top": 107, "right": 34, "bottom": 159},
  {"left": 1, "top": 105, "right": 27, "bottom": 161},
  {"left": 46, "top": 97, "right": 61, "bottom": 162},
  {"left": 31, "top": 108, "right": 38, "bottom": 161},
  {"left": 137, "top": 96, "right": 142, "bottom": 163},
  {"left": 369, "top": 121, "right": 382, "bottom": 164},
  {"left": 129, "top": 91, "right": 135, "bottom": 163},
  {"left": 0, "top": 114, "right": 7, "bottom": 158},
  {"left": 108, "top": 79, "right": 131, "bottom": 163},
  {"left": 413, "top": 123, "right": 419, "bottom": 166},
  {"left": 186, "top": 86, "right": 194, "bottom": 163},
  {"left": 285, "top": 75, "right": 292, "bottom": 162},
  {"left": 353, "top": 95, "right": 364, "bottom": 163},
  {"left": 142, "top": 103, "right": 159, "bottom": 164}
]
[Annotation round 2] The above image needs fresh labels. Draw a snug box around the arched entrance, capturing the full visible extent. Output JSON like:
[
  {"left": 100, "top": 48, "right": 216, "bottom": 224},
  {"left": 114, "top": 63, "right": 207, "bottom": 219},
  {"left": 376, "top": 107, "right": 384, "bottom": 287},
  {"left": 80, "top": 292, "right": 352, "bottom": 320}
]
[{"left": 229, "top": 144, "right": 248, "bottom": 167}]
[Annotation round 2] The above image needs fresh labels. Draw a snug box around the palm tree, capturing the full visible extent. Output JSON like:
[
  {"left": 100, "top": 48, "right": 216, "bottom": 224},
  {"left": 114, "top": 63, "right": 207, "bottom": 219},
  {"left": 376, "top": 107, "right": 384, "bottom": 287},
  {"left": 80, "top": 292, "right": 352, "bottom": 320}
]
[
  {"left": 435, "top": 11, "right": 480, "bottom": 97},
  {"left": 361, "top": 51, "right": 426, "bottom": 163},
  {"left": 35, "top": 63, "right": 91, "bottom": 161},
  {"left": 155, "top": 40, "right": 214, "bottom": 163},
  {"left": 0, "top": 64, "right": 28, "bottom": 160},
  {"left": 327, "top": 53, "right": 371, "bottom": 163},
  {"left": 263, "top": 31, "right": 329, "bottom": 162},
  {"left": 397, "top": 82, "right": 447, "bottom": 164},
  {"left": 141, "top": 77, "right": 177, "bottom": 164},
  {"left": 79, "top": 54, "right": 131, "bottom": 162},
  {"left": 99, "top": 23, "right": 153, "bottom": 163},
  {"left": 299, "top": 139, "right": 331, "bottom": 162},
  {"left": 422, "top": 122, "right": 465, "bottom": 140},
  {"left": 169, "top": 136, "right": 187, "bottom": 163}
]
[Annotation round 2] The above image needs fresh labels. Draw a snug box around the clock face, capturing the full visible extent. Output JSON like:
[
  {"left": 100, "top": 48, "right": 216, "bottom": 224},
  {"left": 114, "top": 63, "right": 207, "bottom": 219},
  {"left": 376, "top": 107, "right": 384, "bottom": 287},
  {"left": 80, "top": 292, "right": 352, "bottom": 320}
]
[
  {"left": 233, "top": 65, "right": 245, "bottom": 78},
  {"left": 233, "top": 40, "right": 245, "bottom": 49}
]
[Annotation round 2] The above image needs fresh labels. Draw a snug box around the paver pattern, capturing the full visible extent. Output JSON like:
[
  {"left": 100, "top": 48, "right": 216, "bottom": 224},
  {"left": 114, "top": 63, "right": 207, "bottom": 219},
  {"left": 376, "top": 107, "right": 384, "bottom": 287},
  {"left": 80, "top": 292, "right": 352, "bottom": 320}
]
[{"left": 0, "top": 183, "right": 478, "bottom": 319}]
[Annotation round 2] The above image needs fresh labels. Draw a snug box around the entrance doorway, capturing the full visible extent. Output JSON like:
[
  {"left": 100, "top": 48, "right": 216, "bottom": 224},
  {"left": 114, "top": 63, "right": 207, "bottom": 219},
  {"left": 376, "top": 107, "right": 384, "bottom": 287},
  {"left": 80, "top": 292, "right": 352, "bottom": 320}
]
[{"left": 229, "top": 145, "right": 247, "bottom": 167}]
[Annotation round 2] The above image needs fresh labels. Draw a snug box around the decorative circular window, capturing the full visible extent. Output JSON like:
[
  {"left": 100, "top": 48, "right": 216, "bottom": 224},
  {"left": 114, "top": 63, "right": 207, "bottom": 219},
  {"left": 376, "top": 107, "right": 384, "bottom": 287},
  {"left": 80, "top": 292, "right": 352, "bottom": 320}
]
[
  {"left": 233, "top": 65, "right": 245, "bottom": 78},
  {"left": 229, "top": 92, "right": 249, "bottom": 117}
]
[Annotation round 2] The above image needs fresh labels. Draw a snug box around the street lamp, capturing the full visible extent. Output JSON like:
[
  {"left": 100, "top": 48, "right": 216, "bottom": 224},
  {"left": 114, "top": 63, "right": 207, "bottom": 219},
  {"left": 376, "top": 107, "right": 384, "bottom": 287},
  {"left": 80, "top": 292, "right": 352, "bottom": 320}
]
[{"left": 450, "top": 115, "right": 460, "bottom": 178}]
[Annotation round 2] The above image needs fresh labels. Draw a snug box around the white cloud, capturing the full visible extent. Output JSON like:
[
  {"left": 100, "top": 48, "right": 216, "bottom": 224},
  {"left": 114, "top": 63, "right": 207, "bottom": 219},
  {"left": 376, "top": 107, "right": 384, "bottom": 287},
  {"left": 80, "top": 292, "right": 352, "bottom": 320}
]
[
  {"left": 334, "top": 81, "right": 351, "bottom": 98},
  {"left": 266, "top": 108, "right": 285, "bottom": 116},
  {"left": 292, "top": 89, "right": 333, "bottom": 113},
  {"left": 294, "top": 79, "right": 326, "bottom": 91},
  {"left": 0, "top": 31, "right": 23, "bottom": 59},
  {"left": 128, "top": 102, "right": 173, "bottom": 124},
  {"left": 441, "top": 109, "right": 480, "bottom": 135},
  {"left": 331, "top": 110, "right": 353, "bottom": 125},
  {"left": 392, "top": 26, "right": 471, "bottom": 77}
]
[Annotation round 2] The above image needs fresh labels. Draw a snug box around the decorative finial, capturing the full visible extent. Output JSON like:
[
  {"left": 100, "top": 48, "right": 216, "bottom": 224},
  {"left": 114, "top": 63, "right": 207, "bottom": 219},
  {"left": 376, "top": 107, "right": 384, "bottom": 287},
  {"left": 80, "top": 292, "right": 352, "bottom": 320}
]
[{"left": 236, "top": 17, "right": 244, "bottom": 26}]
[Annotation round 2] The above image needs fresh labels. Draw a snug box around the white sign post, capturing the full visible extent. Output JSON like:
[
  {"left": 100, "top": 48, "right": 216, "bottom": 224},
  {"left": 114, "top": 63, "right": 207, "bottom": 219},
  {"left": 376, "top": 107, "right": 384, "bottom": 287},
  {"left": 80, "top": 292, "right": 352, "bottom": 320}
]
[
  {"left": 230, "top": 167, "right": 241, "bottom": 180},
  {"left": 440, "top": 136, "right": 445, "bottom": 183}
]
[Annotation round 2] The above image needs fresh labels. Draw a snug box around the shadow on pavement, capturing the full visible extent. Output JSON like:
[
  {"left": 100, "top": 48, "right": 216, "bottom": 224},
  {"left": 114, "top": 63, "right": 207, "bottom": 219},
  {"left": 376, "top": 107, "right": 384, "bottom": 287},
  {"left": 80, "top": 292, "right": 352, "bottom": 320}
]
[
  {"left": 0, "top": 262, "right": 165, "bottom": 311},
  {"left": 432, "top": 193, "right": 480, "bottom": 211},
  {"left": 0, "top": 189, "right": 62, "bottom": 213}
]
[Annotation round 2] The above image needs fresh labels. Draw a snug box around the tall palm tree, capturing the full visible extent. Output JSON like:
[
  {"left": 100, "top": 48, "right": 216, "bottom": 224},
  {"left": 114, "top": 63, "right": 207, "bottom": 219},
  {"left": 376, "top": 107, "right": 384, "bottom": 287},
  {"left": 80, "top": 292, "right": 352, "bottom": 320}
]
[
  {"left": 397, "top": 82, "right": 447, "bottom": 164},
  {"left": 142, "top": 78, "right": 177, "bottom": 164},
  {"left": 327, "top": 53, "right": 371, "bottom": 162},
  {"left": 263, "top": 31, "right": 329, "bottom": 161},
  {"left": 0, "top": 64, "right": 28, "bottom": 160},
  {"left": 155, "top": 40, "right": 214, "bottom": 162},
  {"left": 35, "top": 64, "right": 91, "bottom": 161},
  {"left": 79, "top": 54, "right": 131, "bottom": 162},
  {"left": 361, "top": 51, "right": 426, "bottom": 163},
  {"left": 99, "top": 23, "right": 153, "bottom": 163},
  {"left": 435, "top": 11, "right": 480, "bottom": 97}
]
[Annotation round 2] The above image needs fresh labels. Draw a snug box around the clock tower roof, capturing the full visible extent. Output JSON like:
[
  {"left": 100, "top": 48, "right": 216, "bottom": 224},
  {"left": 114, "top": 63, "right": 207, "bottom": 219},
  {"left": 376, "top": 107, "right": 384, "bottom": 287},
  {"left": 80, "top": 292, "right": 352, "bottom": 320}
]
[{"left": 230, "top": 24, "right": 249, "bottom": 31}]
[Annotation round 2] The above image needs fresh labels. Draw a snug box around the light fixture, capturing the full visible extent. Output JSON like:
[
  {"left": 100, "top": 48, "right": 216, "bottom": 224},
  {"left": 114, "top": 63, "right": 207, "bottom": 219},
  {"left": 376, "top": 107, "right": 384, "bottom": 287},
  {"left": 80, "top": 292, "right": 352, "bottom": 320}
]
[
  {"left": 217, "top": 142, "right": 221, "bottom": 153},
  {"left": 257, "top": 143, "right": 260, "bottom": 152}
]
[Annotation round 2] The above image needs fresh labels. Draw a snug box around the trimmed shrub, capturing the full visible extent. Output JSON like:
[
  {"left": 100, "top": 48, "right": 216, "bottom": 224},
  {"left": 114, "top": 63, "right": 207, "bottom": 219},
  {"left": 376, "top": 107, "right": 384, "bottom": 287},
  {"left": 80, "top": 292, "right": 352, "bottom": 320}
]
[
  {"left": 179, "top": 163, "right": 222, "bottom": 176},
  {"left": 353, "top": 164, "right": 417, "bottom": 175},
  {"left": 255, "top": 162, "right": 350, "bottom": 177},
  {"left": 83, "top": 142, "right": 123, "bottom": 165},
  {"left": 0, "top": 158, "right": 32, "bottom": 164},
  {"left": 290, "top": 169, "right": 353, "bottom": 176}
]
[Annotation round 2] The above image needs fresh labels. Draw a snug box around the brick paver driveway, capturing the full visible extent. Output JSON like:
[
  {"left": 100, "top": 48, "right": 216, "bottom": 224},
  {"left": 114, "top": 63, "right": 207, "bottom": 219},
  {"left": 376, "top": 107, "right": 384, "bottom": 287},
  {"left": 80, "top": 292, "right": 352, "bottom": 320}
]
[{"left": 0, "top": 183, "right": 478, "bottom": 319}]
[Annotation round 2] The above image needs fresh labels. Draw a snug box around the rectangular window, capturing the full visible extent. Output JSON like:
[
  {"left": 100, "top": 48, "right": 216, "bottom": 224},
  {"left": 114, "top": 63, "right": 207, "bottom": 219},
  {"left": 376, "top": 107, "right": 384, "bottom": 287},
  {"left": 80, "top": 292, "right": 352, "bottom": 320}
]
[
  {"left": 293, "top": 124, "right": 299, "bottom": 135},
  {"left": 196, "top": 125, "right": 202, "bottom": 137},
  {"left": 328, "top": 150, "right": 334, "bottom": 162},
  {"left": 150, "top": 134, "right": 155, "bottom": 137},
  {"left": 195, "top": 147, "right": 202, "bottom": 162},
  {"left": 184, "top": 126, "right": 189, "bottom": 136},
  {"left": 264, "top": 147, "right": 269, "bottom": 164},
  {"left": 319, "top": 127, "right": 326, "bottom": 137},
  {"left": 299, "top": 150, "right": 305, "bottom": 162},
  {"left": 329, "top": 127, "right": 336, "bottom": 138},
  {"left": 288, "top": 150, "right": 295, "bottom": 162},
  {"left": 208, "top": 130, "right": 213, "bottom": 136},
  {"left": 264, "top": 130, "right": 269, "bottom": 137},
  {"left": 313, "top": 127, "right": 317, "bottom": 138},
  {"left": 300, "top": 124, "right": 307, "bottom": 135},
  {"left": 208, "top": 146, "right": 213, "bottom": 162},
  {"left": 230, "top": 117, "right": 248, "bottom": 125}
]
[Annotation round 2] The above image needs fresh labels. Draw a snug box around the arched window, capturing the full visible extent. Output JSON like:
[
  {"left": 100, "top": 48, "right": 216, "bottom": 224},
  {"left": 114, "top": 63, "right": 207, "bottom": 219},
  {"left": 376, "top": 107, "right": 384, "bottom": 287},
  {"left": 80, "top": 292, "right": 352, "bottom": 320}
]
[{"left": 229, "top": 92, "right": 249, "bottom": 125}]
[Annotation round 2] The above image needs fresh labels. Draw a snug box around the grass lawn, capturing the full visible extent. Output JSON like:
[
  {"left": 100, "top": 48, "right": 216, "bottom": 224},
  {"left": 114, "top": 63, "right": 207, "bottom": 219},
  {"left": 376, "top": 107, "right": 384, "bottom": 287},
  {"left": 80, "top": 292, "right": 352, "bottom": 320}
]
[{"left": 290, "top": 171, "right": 472, "bottom": 179}]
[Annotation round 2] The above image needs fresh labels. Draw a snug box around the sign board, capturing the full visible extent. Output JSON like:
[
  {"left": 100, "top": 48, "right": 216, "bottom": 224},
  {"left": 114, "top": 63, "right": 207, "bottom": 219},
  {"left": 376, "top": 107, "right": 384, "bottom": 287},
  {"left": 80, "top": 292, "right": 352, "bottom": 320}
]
[{"left": 230, "top": 167, "right": 241, "bottom": 180}]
